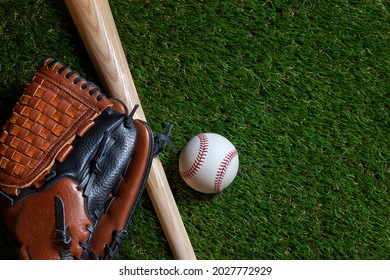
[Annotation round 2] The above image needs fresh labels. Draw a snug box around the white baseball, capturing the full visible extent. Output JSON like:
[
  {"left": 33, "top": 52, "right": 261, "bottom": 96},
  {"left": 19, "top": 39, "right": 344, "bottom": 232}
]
[{"left": 179, "top": 133, "right": 239, "bottom": 194}]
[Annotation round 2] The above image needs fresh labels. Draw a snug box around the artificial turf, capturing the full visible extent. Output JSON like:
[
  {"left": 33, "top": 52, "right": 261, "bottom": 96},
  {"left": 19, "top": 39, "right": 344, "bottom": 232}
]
[{"left": 0, "top": 0, "right": 388, "bottom": 260}]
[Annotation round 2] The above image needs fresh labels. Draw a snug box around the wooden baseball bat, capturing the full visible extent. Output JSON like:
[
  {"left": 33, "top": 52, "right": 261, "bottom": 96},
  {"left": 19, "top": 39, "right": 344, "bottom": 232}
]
[{"left": 64, "top": 0, "right": 196, "bottom": 260}]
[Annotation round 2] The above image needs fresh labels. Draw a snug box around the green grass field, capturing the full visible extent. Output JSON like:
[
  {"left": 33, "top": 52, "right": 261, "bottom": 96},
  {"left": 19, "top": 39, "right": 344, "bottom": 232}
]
[{"left": 0, "top": 0, "right": 388, "bottom": 260}]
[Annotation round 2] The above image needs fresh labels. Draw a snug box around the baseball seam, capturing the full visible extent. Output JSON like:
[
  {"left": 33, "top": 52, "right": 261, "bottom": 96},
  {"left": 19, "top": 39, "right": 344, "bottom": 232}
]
[
  {"left": 180, "top": 134, "right": 209, "bottom": 179},
  {"left": 214, "top": 149, "right": 238, "bottom": 193}
]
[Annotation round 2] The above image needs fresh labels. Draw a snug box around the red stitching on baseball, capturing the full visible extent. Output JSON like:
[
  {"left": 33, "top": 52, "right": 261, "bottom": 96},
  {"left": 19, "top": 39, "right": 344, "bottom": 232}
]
[
  {"left": 180, "top": 134, "right": 209, "bottom": 179},
  {"left": 214, "top": 149, "right": 238, "bottom": 192}
]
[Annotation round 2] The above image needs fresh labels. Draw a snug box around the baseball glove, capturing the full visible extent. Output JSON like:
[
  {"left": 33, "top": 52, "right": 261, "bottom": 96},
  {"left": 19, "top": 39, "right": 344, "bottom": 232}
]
[{"left": 0, "top": 58, "right": 164, "bottom": 259}]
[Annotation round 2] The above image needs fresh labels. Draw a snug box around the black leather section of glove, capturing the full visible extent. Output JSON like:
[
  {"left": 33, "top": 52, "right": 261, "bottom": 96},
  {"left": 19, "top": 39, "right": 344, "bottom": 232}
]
[{"left": 46, "top": 108, "right": 137, "bottom": 223}]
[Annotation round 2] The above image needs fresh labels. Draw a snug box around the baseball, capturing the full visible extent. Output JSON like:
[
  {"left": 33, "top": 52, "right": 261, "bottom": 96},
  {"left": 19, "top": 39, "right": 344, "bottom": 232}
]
[{"left": 179, "top": 133, "right": 239, "bottom": 194}]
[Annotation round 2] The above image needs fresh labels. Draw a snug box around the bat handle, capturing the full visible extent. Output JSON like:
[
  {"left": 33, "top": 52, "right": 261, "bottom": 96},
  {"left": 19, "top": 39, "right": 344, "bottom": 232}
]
[{"left": 148, "top": 158, "right": 197, "bottom": 260}]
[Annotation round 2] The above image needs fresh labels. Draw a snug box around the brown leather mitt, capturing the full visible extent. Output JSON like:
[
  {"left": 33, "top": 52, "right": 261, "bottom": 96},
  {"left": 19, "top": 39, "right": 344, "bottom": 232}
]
[{"left": 0, "top": 58, "right": 162, "bottom": 259}]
